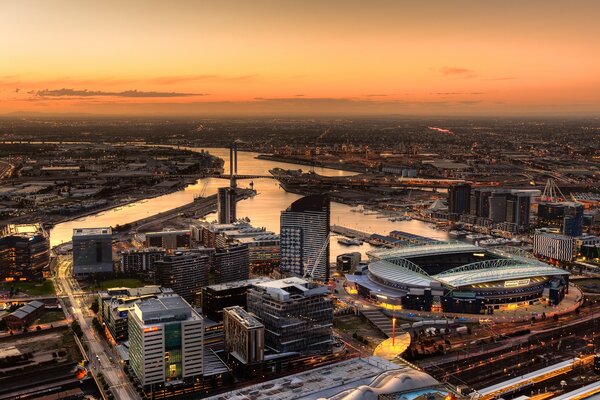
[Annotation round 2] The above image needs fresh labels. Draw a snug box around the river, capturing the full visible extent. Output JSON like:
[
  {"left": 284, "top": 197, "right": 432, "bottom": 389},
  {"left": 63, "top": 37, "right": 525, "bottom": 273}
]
[{"left": 50, "top": 147, "right": 448, "bottom": 262}]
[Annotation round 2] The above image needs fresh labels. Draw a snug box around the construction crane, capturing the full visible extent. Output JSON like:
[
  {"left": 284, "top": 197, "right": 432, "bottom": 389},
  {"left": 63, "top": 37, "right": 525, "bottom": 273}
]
[{"left": 303, "top": 232, "right": 331, "bottom": 281}]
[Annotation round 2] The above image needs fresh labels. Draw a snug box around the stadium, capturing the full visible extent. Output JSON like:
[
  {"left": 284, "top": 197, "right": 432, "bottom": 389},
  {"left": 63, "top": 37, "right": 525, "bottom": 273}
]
[{"left": 345, "top": 243, "right": 569, "bottom": 315}]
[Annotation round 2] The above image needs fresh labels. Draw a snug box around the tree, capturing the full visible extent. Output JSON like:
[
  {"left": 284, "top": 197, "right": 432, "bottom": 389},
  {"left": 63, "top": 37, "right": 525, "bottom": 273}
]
[
  {"left": 90, "top": 299, "right": 99, "bottom": 314},
  {"left": 71, "top": 320, "right": 83, "bottom": 337}
]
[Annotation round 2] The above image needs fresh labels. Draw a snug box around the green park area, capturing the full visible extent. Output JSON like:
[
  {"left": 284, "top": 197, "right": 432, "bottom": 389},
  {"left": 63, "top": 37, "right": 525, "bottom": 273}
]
[
  {"left": 0, "top": 279, "right": 56, "bottom": 296},
  {"left": 96, "top": 278, "right": 144, "bottom": 290}
]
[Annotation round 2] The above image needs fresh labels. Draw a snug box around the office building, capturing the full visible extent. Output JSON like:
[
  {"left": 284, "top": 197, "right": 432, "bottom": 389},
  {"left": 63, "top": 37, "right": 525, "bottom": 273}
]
[
  {"left": 98, "top": 285, "right": 172, "bottom": 341},
  {"left": 280, "top": 194, "right": 330, "bottom": 281},
  {"left": 120, "top": 248, "right": 166, "bottom": 274},
  {"left": 447, "top": 183, "right": 471, "bottom": 216},
  {"left": 247, "top": 277, "right": 333, "bottom": 354},
  {"left": 506, "top": 191, "right": 531, "bottom": 228},
  {"left": 72, "top": 227, "right": 113, "bottom": 277},
  {"left": 539, "top": 202, "right": 585, "bottom": 237},
  {"left": 488, "top": 191, "right": 509, "bottom": 223},
  {"left": 223, "top": 306, "right": 264, "bottom": 365},
  {"left": 533, "top": 232, "right": 576, "bottom": 262},
  {"left": 155, "top": 251, "right": 211, "bottom": 305},
  {"left": 199, "top": 278, "right": 271, "bottom": 323},
  {"left": 215, "top": 243, "right": 249, "bottom": 284},
  {"left": 0, "top": 224, "right": 50, "bottom": 281},
  {"left": 469, "top": 188, "right": 493, "bottom": 218},
  {"left": 217, "top": 187, "right": 237, "bottom": 224},
  {"left": 145, "top": 230, "right": 191, "bottom": 250},
  {"left": 128, "top": 295, "right": 204, "bottom": 389},
  {"left": 336, "top": 252, "right": 361, "bottom": 273},
  {"left": 192, "top": 221, "right": 279, "bottom": 274}
]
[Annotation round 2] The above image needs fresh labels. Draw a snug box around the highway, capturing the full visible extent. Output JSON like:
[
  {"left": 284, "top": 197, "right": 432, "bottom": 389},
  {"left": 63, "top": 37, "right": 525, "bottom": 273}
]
[{"left": 55, "top": 256, "right": 139, "bottom": 400}]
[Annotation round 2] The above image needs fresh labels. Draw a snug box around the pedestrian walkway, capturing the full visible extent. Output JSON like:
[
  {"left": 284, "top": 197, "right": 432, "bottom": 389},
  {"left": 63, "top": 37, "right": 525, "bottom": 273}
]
[{"left": 361, "top": 309, "right": 394, "bottom": 337}]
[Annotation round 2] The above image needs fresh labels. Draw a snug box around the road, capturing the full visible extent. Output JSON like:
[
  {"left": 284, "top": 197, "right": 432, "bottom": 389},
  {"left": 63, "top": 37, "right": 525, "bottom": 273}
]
[{"left": 55, "top": 256, "right": 139, "bottom": 400}]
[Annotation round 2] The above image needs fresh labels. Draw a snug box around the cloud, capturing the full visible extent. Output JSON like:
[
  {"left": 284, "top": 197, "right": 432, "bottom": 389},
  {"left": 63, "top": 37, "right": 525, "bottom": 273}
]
[
  {"left": 147, "top": 74, "right": 256, "bottom": 85},
  {"left": 440, "top": 67, "right": 478, "bottom": 78},
  {"left": 432, "top": 92, "right": 485, "bottom": 95},
  {"left": 486, "top": 77, "right": 517, "bottom": 81},
  {"left": 36, "top": 88, "right": 205, "bottom": 98}
]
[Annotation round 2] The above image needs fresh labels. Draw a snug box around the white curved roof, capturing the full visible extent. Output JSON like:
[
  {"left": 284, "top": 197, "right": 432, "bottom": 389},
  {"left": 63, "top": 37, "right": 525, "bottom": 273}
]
[
  {"left": 435, "top": 263, "right": 569, "bottom": 288},
  {"left": 368, "top": 242, "right": 481, "bottom": 261},
  {"left": 369, "top": 260, "right": 438, "bottom": 288},
  {"left": 325, "top": 369, "right": 441, "bottom": 400}
]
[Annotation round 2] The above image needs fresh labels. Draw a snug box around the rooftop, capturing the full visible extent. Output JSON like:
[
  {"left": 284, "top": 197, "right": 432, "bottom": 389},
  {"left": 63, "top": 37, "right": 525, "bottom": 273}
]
[
  {"left": 207, "top": 356, "right": 439, "bottom": 400},
  {"left": 1, "top": 223, "right": 45, "bottom": 238},
  {"left": 134, "top": 294, "right": 200, "bottom": 324},
  {"left": 224, "top": 306, "right": 263, "bottom": 329},
  {"left": 73, "top": 227, "right": 112, "bottom": 237},
  {"left": 204, "top": 277, "right": 272, "bottom": 293}
]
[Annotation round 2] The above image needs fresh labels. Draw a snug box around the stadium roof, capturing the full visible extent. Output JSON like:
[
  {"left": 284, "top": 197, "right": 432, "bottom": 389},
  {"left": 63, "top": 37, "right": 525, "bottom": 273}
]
[
  {"left": 436, "top": 263, "right": 569, "bottom": 288},
  {"left": 365, "top": 242, "right": 568, "bottom": 289},
  {"left": 369, "top": 260, "right": 438, "bottom": 288},
  {"left": 368, "top": 242, "right": 482, "bottom": 261}
]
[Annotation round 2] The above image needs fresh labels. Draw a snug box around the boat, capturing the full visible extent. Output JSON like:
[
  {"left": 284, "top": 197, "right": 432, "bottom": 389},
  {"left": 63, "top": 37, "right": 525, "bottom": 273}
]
[
  {"left": 337, "top": 238, "right": 362, "bottom": 246},
  {"left": 448, "top": 230, "right": 467, "bottom": 238},
  {"left": 465, "top": 233, "right": 490, "bottom": 242}
]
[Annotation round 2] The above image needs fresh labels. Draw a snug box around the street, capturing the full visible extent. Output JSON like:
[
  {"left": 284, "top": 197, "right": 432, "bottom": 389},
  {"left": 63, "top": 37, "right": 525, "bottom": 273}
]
[{"left": 55, "top": 256, "right": 140, "bottom": 400}]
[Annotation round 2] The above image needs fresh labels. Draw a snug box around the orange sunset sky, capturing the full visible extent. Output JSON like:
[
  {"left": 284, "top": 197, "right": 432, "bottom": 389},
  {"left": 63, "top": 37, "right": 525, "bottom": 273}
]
[{"left": 1, "top": 0, "right": 599, "bottom": 117}]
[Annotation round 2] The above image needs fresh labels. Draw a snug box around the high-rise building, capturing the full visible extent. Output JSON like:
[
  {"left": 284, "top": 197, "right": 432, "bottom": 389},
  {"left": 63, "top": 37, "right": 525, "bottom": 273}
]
[
  {"left": 469, "top": 188, "right": 493, "bottom": 218},
  {"left": 487, "top": 191, "right": 509, "bottom": 223},
  {"left": 145, "top": 229, "right": 191, "bottom": 250},
  {"left": 128, "top": 294, "right": 204, "bottom": 389},
  {"left": 537, "top": 201, "right": 584, "bottom": 237},
  {"left": 217, "top": 187, "right": 237, "bottom": 224},
  {"left": 72, "top": 227, "right": 113, "bottom": 277},
  {"left": 506, "top": 192, "right": 531, "bottom": 228},
  {"left": 214, "top": 243, "right": 250, "bottom": 284},
  {"left": 98, "top": 285, "right": 172, "bottom": 341},
  {"left": 0, "top": 224, "right": 50, "bottom": 281},
  {"left": 223, "top": 306, "right": 264, "bottom": 365},
  {"left": 247, "top": 277, "right": 333, "bottom": 354},
  {"left": 533, "top": 232, "right": 576, "bottom": 262},
  {"left": 155, "top": 251, "right": 211, "bottom": 305},
  {"left": 280, "top": 194, "right": 330, "bottom": 281},
  {"left": 563, "top": 202, "right": 584, "bottom": 237},
  {"left": 192, "top": 221, "right": 279, "bottom": 274},
  {"left": 447, "top": 184, "right": 471, "bottom": 215},
  {"left": 199, "top": 278, "right": 271, "bottom": 323},
  {"left": 120, "top": 248, "right": 166, "bottom": 274}
]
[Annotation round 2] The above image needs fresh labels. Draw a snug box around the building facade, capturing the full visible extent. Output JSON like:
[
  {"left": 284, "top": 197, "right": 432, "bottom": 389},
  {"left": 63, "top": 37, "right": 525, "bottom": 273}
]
[
  {"left": 217, "top": 187, "right": 237, "bottom": 224},
  {"left": 247, "top": 278, "right": 333, "bottom": 354},
  {"left": 223, "top": 306, "right": 264, "bottom": 365},
  {"left": 155, "top": 251, "right": 211, "bottom": 305},
  {"left": 214, "top": 243, "right": 250, "bottom": 284},
  {"left": 0, "top": 224, "right": 50, "bottom": 281},
  {"left": 128, "top": 295, "right": 204, "bottom": 389},
  {"left": 280, "top": 194, "right": 330, "bottom": 281},
  {"left": 120, "top": 248, "right": 166, "bottom": 274},
  {"left": 200, "top": 278, "right": 271, "bottom": 323},
  {"left": 145, "top": 230, "right": 191, "bottom": 251},
  {"left": 448, "top": 183, "right": 471, "bottom": 216},
  {"left": 72, "top": 227, "right": 113, "bottom": 277}
]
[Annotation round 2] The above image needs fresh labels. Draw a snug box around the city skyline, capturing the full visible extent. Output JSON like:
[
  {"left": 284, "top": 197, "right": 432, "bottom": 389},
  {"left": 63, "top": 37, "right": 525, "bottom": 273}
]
[{"left": 1, "top": 0, "right": 600, "bottom": 116}]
